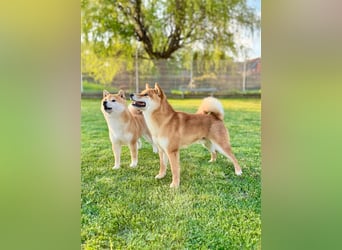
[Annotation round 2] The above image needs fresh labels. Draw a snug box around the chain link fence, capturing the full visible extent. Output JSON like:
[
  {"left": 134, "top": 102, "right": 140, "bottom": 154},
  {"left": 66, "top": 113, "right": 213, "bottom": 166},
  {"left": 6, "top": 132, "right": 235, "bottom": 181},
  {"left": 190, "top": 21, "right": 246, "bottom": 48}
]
[{"left": 82, "top": 57, "right": 260, "bottom": 97}]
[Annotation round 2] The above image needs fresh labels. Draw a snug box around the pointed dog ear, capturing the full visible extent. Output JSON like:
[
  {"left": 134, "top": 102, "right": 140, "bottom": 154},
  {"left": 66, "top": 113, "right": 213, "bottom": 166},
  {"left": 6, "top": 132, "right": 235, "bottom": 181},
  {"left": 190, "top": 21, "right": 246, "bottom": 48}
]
[
  {"left": 118, "top": 89, "right": 125, "bottom": 99},
  {"left": 103, "top": 90, "right": 110, "bottom": 98},
  {"left": 145, "top": 83, "right": 150, "bottom": 89},
  {"left": 154, "top": 83, "right": 164, "bottom": 97}
]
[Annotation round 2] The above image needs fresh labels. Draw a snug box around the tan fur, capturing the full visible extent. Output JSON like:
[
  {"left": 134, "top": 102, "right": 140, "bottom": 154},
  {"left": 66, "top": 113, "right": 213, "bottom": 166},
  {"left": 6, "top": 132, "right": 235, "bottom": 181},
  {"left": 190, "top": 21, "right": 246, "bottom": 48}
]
[
  {"left": 196, "top": 96, "right": 225, "bottom": 121},
  {"left": 131, "top": 83, "right": 242, "bottom": 188},
  {"left": 101, "top": 89, "right": 156, "bottom": 169}
]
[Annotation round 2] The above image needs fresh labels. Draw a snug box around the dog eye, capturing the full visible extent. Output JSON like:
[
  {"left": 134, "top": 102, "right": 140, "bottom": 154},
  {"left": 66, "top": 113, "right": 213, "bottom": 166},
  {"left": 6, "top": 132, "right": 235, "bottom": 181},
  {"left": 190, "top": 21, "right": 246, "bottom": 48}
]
[
  {"left": 111, "top": 100, "right": 116, "bottom": 102},
  {"left": 144, "top": 93, "right": 148, "bottom": 96}
]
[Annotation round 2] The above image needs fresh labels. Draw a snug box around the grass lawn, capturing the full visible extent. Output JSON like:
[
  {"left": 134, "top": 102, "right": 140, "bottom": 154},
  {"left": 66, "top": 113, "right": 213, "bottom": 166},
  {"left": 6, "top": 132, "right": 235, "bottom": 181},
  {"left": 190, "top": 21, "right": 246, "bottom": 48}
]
[{"left": 81, "top": 98, "right": 261, "bottom": 249}]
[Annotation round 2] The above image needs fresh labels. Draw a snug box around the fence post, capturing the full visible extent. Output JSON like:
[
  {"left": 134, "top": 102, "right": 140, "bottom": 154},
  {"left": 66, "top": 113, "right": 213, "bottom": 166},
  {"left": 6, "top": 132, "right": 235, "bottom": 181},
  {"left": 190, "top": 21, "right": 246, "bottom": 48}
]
[{"left": 242, "top": 58, "right": 246, "bottom": 92}]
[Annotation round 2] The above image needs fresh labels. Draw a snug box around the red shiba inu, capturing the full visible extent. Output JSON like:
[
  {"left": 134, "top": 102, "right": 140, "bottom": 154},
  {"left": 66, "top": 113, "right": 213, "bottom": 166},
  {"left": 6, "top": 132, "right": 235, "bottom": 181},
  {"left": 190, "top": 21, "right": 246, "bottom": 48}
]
[{"left": 130, "top": 83, "right": 242, "bottom": 188}]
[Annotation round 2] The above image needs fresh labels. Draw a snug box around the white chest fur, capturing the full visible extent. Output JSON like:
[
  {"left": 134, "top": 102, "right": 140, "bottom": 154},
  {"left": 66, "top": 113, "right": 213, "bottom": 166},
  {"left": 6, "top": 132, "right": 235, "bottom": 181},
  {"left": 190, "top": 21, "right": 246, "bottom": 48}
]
[
  {"left": 142, "top": 111, "right": 170, "bottom": 150},
  {"left": 142, "top": 111, "right": 159, "bottom": 136},
  {"left": 104, "top": 115, "right": 133, "bottom": 143}
]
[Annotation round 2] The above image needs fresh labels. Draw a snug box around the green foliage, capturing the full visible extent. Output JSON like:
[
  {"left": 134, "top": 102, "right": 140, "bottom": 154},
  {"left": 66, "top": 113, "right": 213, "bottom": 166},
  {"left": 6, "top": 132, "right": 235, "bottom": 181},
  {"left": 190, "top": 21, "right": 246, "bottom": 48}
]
[
  {"left": 81, "top": 0, "right": 260, "bottom": 60},
  {"left": 81, "top": 0, "right": 260, "bottom": 85},
  {"left": 81, "top": 42, "right": 134, "bottom": 85},
  {"left": 81, "top": 98, "right": 261, "bottom": 249}
]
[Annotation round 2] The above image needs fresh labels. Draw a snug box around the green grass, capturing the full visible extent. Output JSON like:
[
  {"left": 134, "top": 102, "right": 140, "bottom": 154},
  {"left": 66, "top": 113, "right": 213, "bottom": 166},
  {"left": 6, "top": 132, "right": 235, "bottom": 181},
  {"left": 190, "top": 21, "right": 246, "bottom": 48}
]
[{"left": 81, "top": 98, "right": 261, "bottom": 249}]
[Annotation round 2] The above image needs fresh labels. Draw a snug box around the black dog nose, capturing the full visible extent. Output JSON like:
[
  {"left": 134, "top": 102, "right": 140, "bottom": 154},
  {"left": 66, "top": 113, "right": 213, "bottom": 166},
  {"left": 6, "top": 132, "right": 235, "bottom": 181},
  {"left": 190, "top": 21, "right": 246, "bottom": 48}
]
[{"left": 103, "top": 101, "right": 107, "bottom": 106}]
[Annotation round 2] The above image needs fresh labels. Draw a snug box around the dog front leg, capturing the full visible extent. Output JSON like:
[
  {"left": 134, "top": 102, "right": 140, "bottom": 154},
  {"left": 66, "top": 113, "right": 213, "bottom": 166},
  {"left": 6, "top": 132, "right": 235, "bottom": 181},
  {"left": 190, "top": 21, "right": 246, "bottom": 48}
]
[
  {"left": 167, "top": 150, "right": 180, "bottom": 188},
  {"left": 155, "top": 148, "right": 168, "bottom": 179},
  {"left": 128, "top": 141, "right": 138, "bottom": 168},
  {"left": 112, "top": 143, "right": 121, "bottom": 169}
]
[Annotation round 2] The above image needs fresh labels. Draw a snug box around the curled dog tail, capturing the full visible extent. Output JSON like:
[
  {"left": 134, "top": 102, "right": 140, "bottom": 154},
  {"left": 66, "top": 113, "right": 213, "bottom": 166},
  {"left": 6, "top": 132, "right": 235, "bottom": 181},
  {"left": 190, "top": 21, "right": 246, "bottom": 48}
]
[{"left": 196, "top": 97, "right": 224, "bottom": 121}]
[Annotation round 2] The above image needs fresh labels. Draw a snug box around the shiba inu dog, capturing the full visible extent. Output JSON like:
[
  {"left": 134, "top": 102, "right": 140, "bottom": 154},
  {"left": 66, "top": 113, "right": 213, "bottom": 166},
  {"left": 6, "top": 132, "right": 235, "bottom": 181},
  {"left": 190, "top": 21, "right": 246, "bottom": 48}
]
[
  {"left": 130, "top": 83, "right": 242, "bottom": 188},
  {"left": 101, "top": 89, "right": 156, "bottom": 169}
]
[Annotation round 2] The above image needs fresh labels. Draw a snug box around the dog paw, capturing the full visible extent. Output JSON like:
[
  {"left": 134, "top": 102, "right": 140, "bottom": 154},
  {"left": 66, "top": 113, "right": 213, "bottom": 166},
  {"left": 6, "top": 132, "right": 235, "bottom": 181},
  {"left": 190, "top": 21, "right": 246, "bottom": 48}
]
[
  {"left": 235, "top": 169, "right": 242, "bottom": 175},
  {"left": 130, "top": 162, "right": 137, "bottom": 168},
  {"left": 112, "top": 165, "right": 120, "bottom": 170},
  {"left": 169, "top": 182, "right": 179, "bottom": 188},
  {"left": 155, "top": 173, "right": 166, "bottom": 179}
]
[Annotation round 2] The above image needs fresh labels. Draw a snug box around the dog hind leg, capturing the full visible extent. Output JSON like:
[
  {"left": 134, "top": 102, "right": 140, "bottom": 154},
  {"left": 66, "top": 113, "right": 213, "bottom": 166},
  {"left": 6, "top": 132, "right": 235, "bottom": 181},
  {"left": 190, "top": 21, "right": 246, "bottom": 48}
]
[
  {"left": 137, "top": 139, "right": 142, "bottom": 149},
  {"left": 203, "top": 140, "right": 217, "bottom": 162},
  {"left": 143, "top": 134, "right": 158, "bottom": 153},
  {"left": 211, "top": 140, "right": 242, "bottom": 175}
]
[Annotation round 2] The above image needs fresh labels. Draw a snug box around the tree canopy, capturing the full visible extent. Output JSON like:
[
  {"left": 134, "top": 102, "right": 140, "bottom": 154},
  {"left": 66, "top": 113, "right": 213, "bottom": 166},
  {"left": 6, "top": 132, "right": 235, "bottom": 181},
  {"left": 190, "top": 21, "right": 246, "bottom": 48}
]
[{"left": 81, "top": 0, "right": 260, "bottom": 60}]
